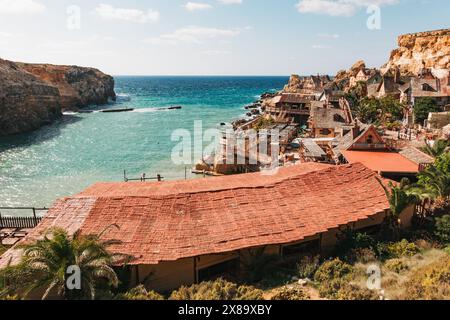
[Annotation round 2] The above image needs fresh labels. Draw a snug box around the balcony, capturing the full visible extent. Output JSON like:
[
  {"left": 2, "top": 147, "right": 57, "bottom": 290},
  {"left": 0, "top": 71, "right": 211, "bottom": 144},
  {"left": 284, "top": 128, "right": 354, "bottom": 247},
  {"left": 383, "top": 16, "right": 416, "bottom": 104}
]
[{"left": 266, "top": 107, "right": 310, "bottom": 116}]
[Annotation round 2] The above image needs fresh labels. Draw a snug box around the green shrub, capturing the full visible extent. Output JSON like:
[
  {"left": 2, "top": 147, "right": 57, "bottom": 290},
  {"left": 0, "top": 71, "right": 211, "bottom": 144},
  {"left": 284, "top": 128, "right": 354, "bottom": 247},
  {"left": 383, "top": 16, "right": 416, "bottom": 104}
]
[
  {"left": 317, "top": 278, "right": 346, "bottom": 299},
  {"left": 115, "top": 285, "right": 165, "bottom": 300},
  {"left": 0, "top": 245, "right": 6, "bottom": 256},
  {"left": 384, "top": 259, "right": 409, "bottom": 274},
  {"left": 334, "top": 230, "right": 378, "bottom": 262},
  {"left": 314, "top": 258, "right": 353, "bottom": 283},
  {"left": 401, "top": 256, "right": 450, "bottom": 300},
  {"left": 169, "top": 278, "right": 263, "bottom": 301},
  {"left": 314, "top": 259, "right": 354, "bottom": 299},
  {"left": 413, "top": 97, "right": 441, "bottom": 125},
  {"left": 378, "top": 240, "right": 420, "bottom": 259},
  {"left": 444, "top": 245, "right": 450, "bottom": 256},
  {"left": 270, "top": 286, "right": 310, "bottom": 300},
  {"left": 435, "top": 215, "right": 450, "bottom": 244},
  {"left": 297, "top": 256, "right": 320, "bottom": 279},
  {"left": 335, "top": 283, "right": 380, "bottom": 300}
]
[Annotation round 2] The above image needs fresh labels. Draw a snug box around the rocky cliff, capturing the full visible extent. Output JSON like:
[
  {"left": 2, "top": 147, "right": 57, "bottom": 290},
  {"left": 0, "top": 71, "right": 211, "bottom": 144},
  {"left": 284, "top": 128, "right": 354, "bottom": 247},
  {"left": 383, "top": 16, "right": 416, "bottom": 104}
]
[
  {"left": 18, "top": 63, "right": 116, "bottom": 110},
  {"left": 0, "top": 59, "right": 116, "bottom": 136},
  {"left": 382, "top": 29, "right": 450, "bottom": 76}
]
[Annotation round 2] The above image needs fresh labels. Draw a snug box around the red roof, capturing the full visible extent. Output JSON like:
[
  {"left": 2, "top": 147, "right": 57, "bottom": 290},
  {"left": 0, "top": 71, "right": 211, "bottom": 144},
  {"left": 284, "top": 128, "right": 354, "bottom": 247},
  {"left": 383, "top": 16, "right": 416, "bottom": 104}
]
[
  {"left": 342, "top": 151, "right": 419, "bottom": 173},
  {"left": 0, "top": 163, "right": 389, "bottom": 266}
]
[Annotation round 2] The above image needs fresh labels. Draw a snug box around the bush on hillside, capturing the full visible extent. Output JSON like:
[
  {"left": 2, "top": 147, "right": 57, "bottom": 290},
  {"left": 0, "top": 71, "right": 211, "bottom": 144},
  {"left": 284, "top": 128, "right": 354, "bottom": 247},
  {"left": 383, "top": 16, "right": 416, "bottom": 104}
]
[
  {"left": 335, "top": 283, "right": 380, "bottom": 301},
  {"left": 435, "top": 215, "right": 450, "bottom": 244},
  {"left": 314, "top": 259, "right": 354, "bottom": 299},
  {"left": 115, "top": 285, "right": 165, "bottom": 300},
  {"left": 384, "top": 259, "right": 409, "bottom": 274},
  {"left": 169, "top": 278, "right": 263, "bottom": 301},
  {"left": 297, "top": 255, "right": 320, "bottom": 279},
  {"left": 314, "top": 258, "right": 353, "bottom": 283},
  {"left": 334, "top": 230, "right": 377, "bottom": 261},
  {"left": 377, "top": 240, "right": 420, "bottom": 259},
  {"left": 270, "top": 286, "right": 310, "bottom": 301},
  {"left": 400, "top": 256, "right": 450, "bottom": 300}
]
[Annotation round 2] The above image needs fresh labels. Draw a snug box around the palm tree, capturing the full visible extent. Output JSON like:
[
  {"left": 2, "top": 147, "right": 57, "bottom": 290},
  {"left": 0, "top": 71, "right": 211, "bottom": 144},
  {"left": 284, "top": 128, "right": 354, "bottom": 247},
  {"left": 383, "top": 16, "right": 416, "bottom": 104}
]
[
  {"left": 0, "top": 226, "right": 129, "bottom": 300},
  {"left": 377, "top": 178, "right": 417, "bottom": 239},
  {"left": 421, "top": 139, "right": 449, "bottom": 158},
  {"left": 415, "top": 166, "right": 450, "bottom": 202}
]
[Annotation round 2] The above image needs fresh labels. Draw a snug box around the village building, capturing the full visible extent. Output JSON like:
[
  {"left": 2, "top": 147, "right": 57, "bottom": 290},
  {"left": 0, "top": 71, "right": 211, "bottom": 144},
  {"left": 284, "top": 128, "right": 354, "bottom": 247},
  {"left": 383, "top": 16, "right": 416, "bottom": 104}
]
[
  {"left": 333, "top": 124, "right": 426, "bottom": 180},
  {"left": 265, "top": 93, "right": 313, "bottom": 125},
  {"left": 296, "top": 138, "right": 327, "bottom": 162},
  {"left": 399, "top": 146, "right": 435, "bottom": 172},
  {"left": 399, "top": 72, "right": 450, "bottom": 108},
  {"left": 308, "top": 101, "right": 353, "bottom": 138},
  {"left": 349, "top": 69, "right": 369, "bottom": 88},
  {"left": 0, "top": 163, "right": 415, "bottom": 293}
]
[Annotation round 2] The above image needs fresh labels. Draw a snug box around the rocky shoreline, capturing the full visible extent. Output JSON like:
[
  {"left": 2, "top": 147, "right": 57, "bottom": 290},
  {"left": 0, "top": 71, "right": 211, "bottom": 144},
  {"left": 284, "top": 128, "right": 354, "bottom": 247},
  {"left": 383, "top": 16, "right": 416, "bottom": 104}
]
[{"left": 0, "top": 58, "right": 116, "bottom": 136}]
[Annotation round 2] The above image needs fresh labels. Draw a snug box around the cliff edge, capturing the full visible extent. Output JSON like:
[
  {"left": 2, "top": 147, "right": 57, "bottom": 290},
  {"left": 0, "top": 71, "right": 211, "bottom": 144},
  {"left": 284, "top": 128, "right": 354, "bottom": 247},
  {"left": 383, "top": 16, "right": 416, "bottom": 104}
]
[
  {"left": 0, "top": 59, "right": 116, "bottom": 136},
  {"left": 382, "top": 29, "right": 450, "bottom": 76}
]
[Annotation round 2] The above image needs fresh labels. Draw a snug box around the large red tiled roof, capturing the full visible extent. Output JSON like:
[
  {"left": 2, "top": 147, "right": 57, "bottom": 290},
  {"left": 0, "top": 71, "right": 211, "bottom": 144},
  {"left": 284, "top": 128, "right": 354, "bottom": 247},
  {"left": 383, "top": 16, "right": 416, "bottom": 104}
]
[
  {"left": 0, "top": 163, "right": 389, "bottom": 266},
  {"left": 342, "top": 151, "right": 419, "bottom": 173}
]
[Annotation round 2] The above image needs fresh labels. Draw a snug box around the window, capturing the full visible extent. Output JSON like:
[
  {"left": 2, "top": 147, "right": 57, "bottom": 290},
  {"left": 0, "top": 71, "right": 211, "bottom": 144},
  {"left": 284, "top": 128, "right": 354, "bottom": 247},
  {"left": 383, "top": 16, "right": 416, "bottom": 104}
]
[
  {"left": 282, "top": 239, "right": 320, "bottom": 257},
  {"left": 198, "top": 258, "right": 240, "bottom": 282},
  {"left": 319, "top": 129, "right": 331, "bottom": 136},
  {"left": 366, "top": 135, "right": 374, "bottom": 144}
]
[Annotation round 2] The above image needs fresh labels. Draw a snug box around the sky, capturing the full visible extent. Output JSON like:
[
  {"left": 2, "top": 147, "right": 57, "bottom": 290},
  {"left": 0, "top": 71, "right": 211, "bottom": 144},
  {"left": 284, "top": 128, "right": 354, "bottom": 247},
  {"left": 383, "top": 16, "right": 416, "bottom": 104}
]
[{"left": 0, "top": 0, "right": 448, "bottom": 76}]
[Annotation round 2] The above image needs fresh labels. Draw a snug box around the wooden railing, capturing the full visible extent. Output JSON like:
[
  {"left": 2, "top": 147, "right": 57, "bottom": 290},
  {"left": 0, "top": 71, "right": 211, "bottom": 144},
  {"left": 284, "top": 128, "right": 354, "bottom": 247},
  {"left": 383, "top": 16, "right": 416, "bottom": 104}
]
[{"left": 0, "top": 207, "right": 47, "bottom": 229}]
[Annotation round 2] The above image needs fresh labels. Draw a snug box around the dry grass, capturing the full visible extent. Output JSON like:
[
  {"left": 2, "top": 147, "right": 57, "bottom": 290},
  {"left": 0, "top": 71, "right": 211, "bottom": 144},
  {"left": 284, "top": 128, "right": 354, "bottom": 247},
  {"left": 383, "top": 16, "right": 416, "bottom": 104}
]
[
  {"left": 352, "top": 249, "right": 448, "bottom": 300},
  {"left": 262, "top": 248, "right": 449, "bottom": 300},
  {"left": 0, "top": 245, "right": 7, "bottom": 256}
]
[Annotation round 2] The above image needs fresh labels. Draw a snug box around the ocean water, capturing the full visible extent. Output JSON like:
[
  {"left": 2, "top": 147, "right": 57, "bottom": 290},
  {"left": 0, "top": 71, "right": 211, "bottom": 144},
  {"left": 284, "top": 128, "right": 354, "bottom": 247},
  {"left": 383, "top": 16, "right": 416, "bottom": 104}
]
[{"left": 0, "top": 76, "right": 288, "bottom": 208}]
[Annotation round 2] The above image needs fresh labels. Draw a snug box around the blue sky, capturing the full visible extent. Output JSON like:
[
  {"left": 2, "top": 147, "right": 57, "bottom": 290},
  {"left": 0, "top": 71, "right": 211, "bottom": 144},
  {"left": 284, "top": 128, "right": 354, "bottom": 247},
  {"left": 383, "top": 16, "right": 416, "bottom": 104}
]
[{"left": 0, "top": 0, "right": 448, "bottom": 75}]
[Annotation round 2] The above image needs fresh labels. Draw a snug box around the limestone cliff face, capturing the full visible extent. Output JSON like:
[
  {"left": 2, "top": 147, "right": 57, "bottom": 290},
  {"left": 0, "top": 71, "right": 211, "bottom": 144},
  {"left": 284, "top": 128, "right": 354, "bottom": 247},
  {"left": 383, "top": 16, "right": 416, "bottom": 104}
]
[
  {"left": 0, "top": 59, "right": 116, "bottom": 136},
  {"left": 18, "top": 63, "right": 116, "bottom": 110},
  {"left": 383, "top": 29, "right": 450, "bottom": 76},
  {"left": 0, "top": 59, "right": 61, "bottom": 136}
]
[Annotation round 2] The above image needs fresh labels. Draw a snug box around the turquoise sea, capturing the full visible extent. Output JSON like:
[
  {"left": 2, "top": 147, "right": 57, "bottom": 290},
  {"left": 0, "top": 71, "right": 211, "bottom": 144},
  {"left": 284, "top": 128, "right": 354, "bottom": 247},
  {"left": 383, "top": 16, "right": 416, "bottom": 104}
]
[{"left": 0, "top": 76, "right": 288, "bottom": 208}]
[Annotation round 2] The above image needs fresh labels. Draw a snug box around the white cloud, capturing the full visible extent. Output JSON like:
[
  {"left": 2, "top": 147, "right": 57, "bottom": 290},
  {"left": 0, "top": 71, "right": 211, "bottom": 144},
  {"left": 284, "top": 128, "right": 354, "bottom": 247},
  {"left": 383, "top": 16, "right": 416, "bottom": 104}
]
[
  {"left": 144, "top": 26, "right": 240, "bottom": 45},
  {"left": 318, "top": 33, "right": 340, "bottom": 38},
  {"left": 202, "top": 49, "right": 231, "bottom": 55},
  {"left": 184, "top": 2, "right": 213, "bottom": 11},
  {"left": 217, "top": 0, "right": 243, "bottom": 4},
  {"left": 95, "top": 4, "right": 159, "bottom": 23},
  {"left": 296, "top": 0, "right": 399, "bottom": 17},
  {"left": 312, "top": 44, "right": 332, "bottom": 49},
  {"left": 0, "top": 0, "right": 45, "bottom": 15}
]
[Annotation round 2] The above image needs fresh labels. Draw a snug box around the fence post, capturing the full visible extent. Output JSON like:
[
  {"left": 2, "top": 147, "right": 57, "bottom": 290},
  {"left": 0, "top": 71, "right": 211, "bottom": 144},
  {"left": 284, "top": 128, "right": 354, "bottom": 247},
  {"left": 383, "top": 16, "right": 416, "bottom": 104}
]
[
  {"left": 0, "top": 210, "right": 3, "bottom": 229},
  {"left": 32, "top": 208, "right": 38, "bottom": 227}
]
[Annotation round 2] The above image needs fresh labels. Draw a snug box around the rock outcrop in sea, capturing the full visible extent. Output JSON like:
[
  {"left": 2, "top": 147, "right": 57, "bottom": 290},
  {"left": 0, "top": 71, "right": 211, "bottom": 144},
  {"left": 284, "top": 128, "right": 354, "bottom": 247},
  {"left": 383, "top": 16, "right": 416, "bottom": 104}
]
[{"left": 0, "top": 58, "right": 116, "bottom": 136}]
